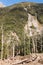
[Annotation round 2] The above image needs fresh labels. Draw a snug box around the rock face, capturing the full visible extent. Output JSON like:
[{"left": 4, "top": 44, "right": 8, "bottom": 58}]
[{"left": 24, "top": 13, "right": 43, "bottom": 37}]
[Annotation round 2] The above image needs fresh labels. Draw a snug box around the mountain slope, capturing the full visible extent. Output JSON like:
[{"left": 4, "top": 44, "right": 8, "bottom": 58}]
[
  {"left": 0, "top": 2, "right": 43, "bottom": 41},
  {"left": 0, "top": 2, "right": 43, "bottom": 56}
]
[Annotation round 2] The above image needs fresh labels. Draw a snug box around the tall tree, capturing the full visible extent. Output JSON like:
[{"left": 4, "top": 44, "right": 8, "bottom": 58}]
[{"left": 1, "top": 24, "right": 4, "bottom": 59}]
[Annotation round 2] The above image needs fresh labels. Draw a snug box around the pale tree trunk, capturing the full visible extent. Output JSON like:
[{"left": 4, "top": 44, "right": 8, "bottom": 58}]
[
  {"left": 1, "top": 24, "right": 4, "bottom": 60},
  {"left": 7, "top": 44, "right": 9, "bottom": 59},
  {"left": 32, "top": 37, "right": 35, "bottom": 53},
  {"left": 13, "top": 42, "right": 15, "bottom": 60},
  {"left": 35, "top": 36, "right": 38, "bottom": 53},
  {"left": 7, "top": 33, "right": 11, "bottom": 59},
  {"left": 24, "top": 31, "right": 26, "bottom": 55},
  {"left": 29, "top": 37, "right": 31, "bottom": 53},
  {"left": 12, "top": 37, "right": 15, "bottom": 60},
  {"left": 41, "top": 34, "right": 42, "bottom": 52}
]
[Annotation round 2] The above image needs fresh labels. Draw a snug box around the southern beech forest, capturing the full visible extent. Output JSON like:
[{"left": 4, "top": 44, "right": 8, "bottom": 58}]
[{"left": 0, "top": 2, "right": 43, "bottom": 59}]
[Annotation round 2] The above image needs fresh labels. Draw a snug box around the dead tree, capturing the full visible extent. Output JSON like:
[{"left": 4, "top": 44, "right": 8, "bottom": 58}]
[{"left": 1, "top": 24, "right": 4, "bottom": 60}]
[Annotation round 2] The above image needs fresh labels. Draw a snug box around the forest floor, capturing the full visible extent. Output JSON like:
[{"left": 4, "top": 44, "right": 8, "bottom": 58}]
[{"left": 0, "top": 53, "right": 43, "bottom": 65}]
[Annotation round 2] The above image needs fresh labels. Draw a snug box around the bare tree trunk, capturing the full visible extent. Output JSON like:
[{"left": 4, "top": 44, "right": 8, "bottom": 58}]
[
  {"left": 32, "top": 37, "right": 35, "bottom": 53},
  {"left": 41, "top": 34, "right": 42, "bottom": 52},
  {"left": 7, "top": 44, "right": 9, "bottom": 59},
  {"left": 7, "top": 33, "right": 11, "bottom": 59},
  {"left": 24, "top": 31, "right": 26, "bottom": 55},
  {"left": 35, "top": 36, "right": 38, "bottom": 53},
  {"left": 13, "top": 42, "right": 15, "bottom": 60},
  {"left": 1, "top": 24, "right": 4, "bottom": 60},
  {"left": 29, "top": 37, "right": 31, "bottom": 53}
]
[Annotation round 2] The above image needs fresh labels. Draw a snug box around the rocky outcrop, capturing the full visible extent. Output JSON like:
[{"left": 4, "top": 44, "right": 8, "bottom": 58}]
[{"left": 24, "top": 13, "right": 43, "bottom": 37}]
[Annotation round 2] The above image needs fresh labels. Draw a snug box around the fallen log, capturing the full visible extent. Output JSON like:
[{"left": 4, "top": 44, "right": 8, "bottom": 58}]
[
  {"left": 13, "top": 56, "right": 38, "bottom": 65},
  {"left": 12, "top": 59, "right": 28, "bottom": 65}
]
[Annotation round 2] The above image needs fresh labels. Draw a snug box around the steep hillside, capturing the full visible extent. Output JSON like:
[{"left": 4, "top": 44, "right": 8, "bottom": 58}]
[
  {"left": 0, "top": 2, "right": 43, "bottom": 38},
  {"left": 0, "top": 2, "right": 43, "bottom": 58}
]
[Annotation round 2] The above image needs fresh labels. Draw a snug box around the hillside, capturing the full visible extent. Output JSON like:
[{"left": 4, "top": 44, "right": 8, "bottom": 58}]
[
  {"left": 0, "top": 2, "right": 43, "bottom": 38},
  {"left": 0, "top": 2, "right": 43, "bottom": 59}
]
